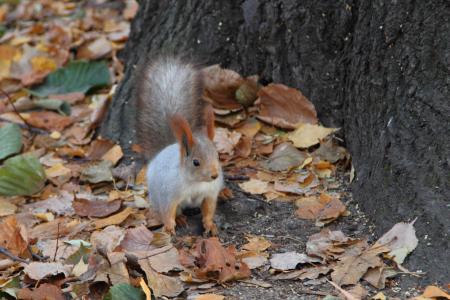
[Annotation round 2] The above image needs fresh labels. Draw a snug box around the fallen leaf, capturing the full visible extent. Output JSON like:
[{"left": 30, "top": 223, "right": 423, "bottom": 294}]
[
  {"left": 262, "top": 142, "right": 308, "bottom": 171},
  {"left": 362, "top": 266, "right": 397, "bottom": 289},
  {"left": 24, "top": 191, "right": 74, "bottom": 215},
  {"left": 202, "top": 64, "right": 243, "bottom": 110},
  {"left": 95, "top": 252, "right": 130, "bottom": 285},
  {"left": 374, "top": 219, "right": 418, "bottom": 265},
  {"left": 235, "top": 118, "right": 262, "bottom": 138},
  {"left": 313, "top": 139, "right": 348, "bottom": 163},
  {"left": 0, "top": 216, "right": 28, "bottom": 257},
  {"left": 421, "top": 286, "right": 450, "bottom": 299},
  {"left": 0, "top": 123, "right": 22, "bottom": 160},
  {"left": 90, "top": 225, "right": 126, "bottom": 253},
  {"left": 144, "top": 247, "right": 183, "bottom": 273},
  {"left": 269, "top": 251, "right": 321, "bottom": 270},
  {"left": 331, "top": 246, "right": 386, "bottom": 286},
  {"left": 241, "top": 253, "right": 268, "bottom": 269},
  {"left": 45, "top": 163, "right": 71, "bottom": 178},
  {"left": 0, "top": 197, "right": 17, "bottom": 216},
  {"left": 29, "top": 217, "right": 86, "bottom": 240},
  {"left": 27, "top": 111, "right": 73, "bottom": 131},
  {"left": 239, "top": 179, "right": 270, "bottom": 195},
  {"left": 139, "top": 259, "right": 184, "bottom": 298},
  {"left": 327, "top": 280, "right": 359, "bottom": 300},
  {"left": 190, "top": 237, "right": 251, "bottom": 283},
  {"left": 242, "top": 236, "right": 271, "bottom": 252},
  {"left": 288, "top": 124, "right": 339, "bottom": 148},
  {"left": 80, "top": 160, "right": 113, "bottom": 183},
  {"left": 214, "top": 127, "right": 242, "bottom": 155},
  {"left": 36, "top": 239, "right": 79, "bottom": 261},
  {"left": 24, "top": 262, "right": 71, "bottom": 280},
  {"left": 256, "top": 83, "right": 317, "bottom": 129},
  {"left": 17, "top": 284, "right": 64, "bottom": 300},
  {"left": 101, "top": 144, "right": 123, "bottom": 165},
  {"left": 77, "top": 37, "right": 112, "bottom": 60},
  {"left": 372, "top": 292, "right": 386, "bottom": 300},
  {"left": 73, "top": 198, "right": 121, "bottom": 218},
  {"left": 30, "top": 60, "right": 111, "bottom": 97},
  {"left": 93, "top": 207, "right": 134, "bottom": 229},
  {"left": 306, "top": 229, "right": 352, "bottom": 260},
  {"left": 0, "top": 154, "right": 46, "bottom": 196},
  {"left": 104, "top": 283, "right": 145, "bottom": 300},
  {"left": 295, "top": 193, "right": 347, "bottom": 223}
]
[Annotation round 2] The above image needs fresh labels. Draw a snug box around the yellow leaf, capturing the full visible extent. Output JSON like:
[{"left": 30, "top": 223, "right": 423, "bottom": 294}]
[
  {"left": 422, "top": 285, "right": 450, "bottom": 299},
  {"left": 288, "top": 123, "right": 339, "bottom": 148},
  {"left": 93, "top": 207, "right": 134, "bottom": 229},
  {"left": 101, "top": 144, "right": 123, "bottom": 166},
  {"left": 31, "top": 56, "right": 57, "bottom": 73},
  {"left": 34, "top": 212, "right": 55, "bottom": 222},
  {"left": 45, "top": 163, "right": 71, "bottom": 178},
  {"left": 0, "top": 198, "right": 17, "bottom": 217}
]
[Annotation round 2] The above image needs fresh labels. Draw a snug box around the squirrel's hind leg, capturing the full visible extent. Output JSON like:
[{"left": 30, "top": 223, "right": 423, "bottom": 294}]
[
  {"left": 201, "top": 197, "right": 218, "bottom": 236},
  {"left": 162, "top": 200, "right": 179, "bottom": 235}
]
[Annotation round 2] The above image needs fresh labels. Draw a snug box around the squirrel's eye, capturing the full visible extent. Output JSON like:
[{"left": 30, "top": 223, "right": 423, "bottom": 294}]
[{"left": 193, "top": 159, "right": 200, "bottom": 167}]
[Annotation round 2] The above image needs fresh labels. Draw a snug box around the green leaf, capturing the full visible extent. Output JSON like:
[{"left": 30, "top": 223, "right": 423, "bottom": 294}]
[
  {"left": 0, "top": 124, "right": 22, "bottom": 160},
  {"left": 30, "top": 60, "right": 110, "bottom": 97},
  {"left": 34, "top": 99, "right": 71, "bottom": 116},
  {"left": 0, "top": 154, "right": 46, "bottom": 196},
  {"left": 104, "top": 283, "right": 145, "bottom": 300}
]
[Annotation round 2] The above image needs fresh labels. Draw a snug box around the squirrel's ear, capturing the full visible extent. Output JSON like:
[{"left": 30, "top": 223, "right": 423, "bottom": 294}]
[
  {"left": 170, "top": 114, "right": 194, "bottom": 157},
  {"left": 204, "top": 105, "right": 215, "bottom": 141}
]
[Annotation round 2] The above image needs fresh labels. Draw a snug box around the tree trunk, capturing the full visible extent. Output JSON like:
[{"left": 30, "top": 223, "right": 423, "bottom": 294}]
[{"left": 101, "top": 0, "right": 449, "bottom": 283}]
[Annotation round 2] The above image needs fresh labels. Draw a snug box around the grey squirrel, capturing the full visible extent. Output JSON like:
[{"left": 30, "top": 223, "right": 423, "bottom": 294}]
[{"left": 135, "top": 57, "right": 223, "bottom": 235}]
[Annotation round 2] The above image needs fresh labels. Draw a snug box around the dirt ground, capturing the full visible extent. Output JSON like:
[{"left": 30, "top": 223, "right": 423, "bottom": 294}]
[{"left": 175, "top": 170, "right": 426, "bottom": 299}]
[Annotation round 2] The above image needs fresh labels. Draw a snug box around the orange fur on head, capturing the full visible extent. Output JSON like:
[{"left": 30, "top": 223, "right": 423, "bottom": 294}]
[
  {"left": 204, "top": 105, "right": 215, "bottom": 141},
  {"left": 170, "top": 114, "right": 195, "bottom": 158}
]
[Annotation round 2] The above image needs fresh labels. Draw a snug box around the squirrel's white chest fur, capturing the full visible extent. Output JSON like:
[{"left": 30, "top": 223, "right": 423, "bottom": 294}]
[{"left": 146, "top": 144, "right": 223, "bottom": 214}]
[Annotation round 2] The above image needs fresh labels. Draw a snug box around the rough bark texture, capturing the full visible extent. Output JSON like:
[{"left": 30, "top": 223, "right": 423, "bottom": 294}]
[{"left": 101, "top": 0, "right": 449, "bottom": 283}]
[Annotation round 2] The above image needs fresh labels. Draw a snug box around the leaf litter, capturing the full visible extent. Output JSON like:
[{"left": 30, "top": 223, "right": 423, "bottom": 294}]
[{"left": 0, "top": 0, "right": 443, "bottom": 299}]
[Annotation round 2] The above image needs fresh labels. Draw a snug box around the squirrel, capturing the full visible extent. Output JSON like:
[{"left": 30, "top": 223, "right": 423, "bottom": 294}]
[{"left": 135, "top": 56, "right": 223, "bottom": 236}]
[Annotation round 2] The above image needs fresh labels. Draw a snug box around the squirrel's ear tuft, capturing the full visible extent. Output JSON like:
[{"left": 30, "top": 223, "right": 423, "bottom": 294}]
[
  {"left": 204, "top": 105, "right": 215, "bottom": 141},
  {"left": 170, "top": 114, "right": 194, "bottom": 157}
]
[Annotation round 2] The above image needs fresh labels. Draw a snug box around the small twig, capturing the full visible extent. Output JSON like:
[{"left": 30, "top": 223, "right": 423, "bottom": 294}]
[
  {"left": 0, "top": 88, "right": 32, "bottom": 132},
  {"left": 0, "top": 246, "right": 29, "bottom": 264},
  {"left": 27, "top": 246, "right": 47, "bottom": 261},
  {"left": 225, "top": 174, "right": 250, "bottom": 181},
  {"left": 53, "top": 222, "right": 60, "bottom": 261}
]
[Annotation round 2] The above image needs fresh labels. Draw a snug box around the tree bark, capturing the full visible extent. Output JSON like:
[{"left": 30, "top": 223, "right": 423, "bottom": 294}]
[{"left": 101, "top": 0, "right": 449, "bottom": 283}]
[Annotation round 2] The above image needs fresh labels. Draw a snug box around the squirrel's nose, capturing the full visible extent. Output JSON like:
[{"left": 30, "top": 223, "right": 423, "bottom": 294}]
[{"left": 211, "top": 173, "right": 218, "bottom": 180}]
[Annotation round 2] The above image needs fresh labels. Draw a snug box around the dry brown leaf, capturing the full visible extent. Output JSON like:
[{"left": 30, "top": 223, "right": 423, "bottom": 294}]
[
  {"left": 77, "top": 37, "right": 112, "bottom": 60},
  {"left": 214, "top": 127, "right": 241, "bottom": 155},
  {"left": 235, "top": 136, "right": 252, "bottom": 158},
  {"left": 238, "top": 179, "right": 270, "bottom": 195},
  {"left": 24, "top": 262, "right": 71, "bottom": 280},
  {"left": 362, "top": 266, "right": 397, "bottom": 289},
  {"left": 73, "top": 198, "right": 122, "bottom": 218},
  {"left": 24, "top": 191, "right": 74, "bottom": 216},
  {"left": 0, "top": 216, "right": 28, "bottom": 257},
  {"left": 17, "top": 283, "right": 64, "bottom": 300},
  {"left": 331, "top": 246, "right": 385, "bottom": 286},
  {"left": 190, "top": 237, "right": 251, "bottom": 283},
  {"left": 306, "top": 229, "right": 352, "bottom": 260},
  {"left": 421, "top": 285, "right": 450, "bottom": 299},
  {"left": 235, "top": 118, "right": 262, "bottom": 138},
  {"left": 87, "top": 139, "right": 115, "bottom": 160},
  {"left": 93, "top": 207, "right": 134, "bottom": 229},
  {"left": 144, "top": 247, "right": 183, "bottom": 273},
  {"left": 313, "top": 139, "right": 348, "bottom": 163},
  {"left": 262, "top": 142, "right": 308, "bottom": 171},
  {"left": 256, "top": 83, "right": 317, "bottom": 129},
  {"left": 94, "top": 252, "right": 130, "bottom": 285},
  {"left": 29, "top": 217, "right": 86, "bottom": 240},
  {"left": 36, "top": 239, "right": 78, "bottom": 261},
  {"left": 295, "top": 193, "right": 347, "bottom": 223},
  {"left": 139, "top": 258, "right": 184, "bottom": 298},
  {"left": 26, "top": 111, "right": 73, "bottom": 131},
  {"left": 0, "top": 198, "right": 17, "bottom": 216},
  {"left": 288, "top": 123, "right": 339, "bottom": 148},
  {"left": 242, "top": 236, "right": 271, "bottom": 252},
  {"left": 90, "top": 225, "right": 126, "bottom": 253},
  {"left": 202, "top": 64, "right": 243, "bottom": 110},
  {"left": 44, "top": 163, "right": 71, "bottom": 179},
  {"left": 269, "top": 251, "right": 321, "bottom": 271},
  {"left": 241, "top": 252, "right": 268, "bottom": 269},
  {"left": 101, "top": 144, "right": 123, "bottom": 165}
]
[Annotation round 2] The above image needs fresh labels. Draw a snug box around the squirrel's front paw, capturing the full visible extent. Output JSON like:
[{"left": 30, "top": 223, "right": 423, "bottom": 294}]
[{"left": 203, "top": 222, "right": 218, "bottom": 237}]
